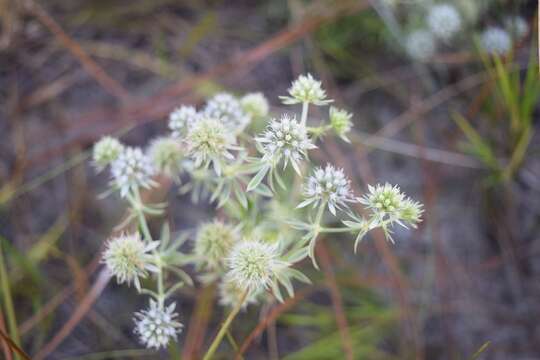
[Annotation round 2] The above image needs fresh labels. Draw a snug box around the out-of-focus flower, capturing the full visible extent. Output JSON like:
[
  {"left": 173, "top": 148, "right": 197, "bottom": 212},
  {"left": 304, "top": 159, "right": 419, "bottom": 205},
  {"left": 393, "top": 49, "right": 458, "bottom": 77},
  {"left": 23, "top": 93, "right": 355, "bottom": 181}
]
[
  {"left": 186, "top": 117, "right": 237, "bottom": 176},
  {"left": 194, "top": 221, "right": 238, "bottom": 272},
  {"left": 427, "top": 4, "right": 462, "bottom": 41},
  {"left": 218, "top": 273, "right": 261, "bottom": 309},
  {"left": 505, "top": 16, "right": 528, "bottom": 39},
  {"left": 147, "top": 137, "right": 184, "bottom": 178},
  {"left": 204, "top": 92, "right": 250, "bottom": 133},
  {"left": 298, "top": 164, "right": 356, "bottom": 216},
  {"left": 405, "top": 30, "right": 436, "bottom": 62},
  {"left": 280, "top": 74, "right": 333, "bottom": 106},
  {"left": 93, "top": 136, "right": 123, "bottom": 171},
  {"left": 102, "top": 233, "right": 159, "bottom": 291},
  {"left": 134, "top": 300, "right": 183, "bottom": 349},
  {"left": 481, "top": 27, "right": 512, "bottom": 55},
  {"left": 168, "top": 106, "right": 200, "bottom": 139},
  {"left": 111, "top": 147, "right": 156, "bottom": 197},
  {"left": 329, "top": 107, "right": 353, "bottom": 142},
  {"left": 256, "top": 114, "right": 315, "bottom": 173},
  {"left": 227, "top": 240, "right": 286, "bottom": 292},
  {"left": 241, "top": 92, "right": 269, "bottom": 119}
]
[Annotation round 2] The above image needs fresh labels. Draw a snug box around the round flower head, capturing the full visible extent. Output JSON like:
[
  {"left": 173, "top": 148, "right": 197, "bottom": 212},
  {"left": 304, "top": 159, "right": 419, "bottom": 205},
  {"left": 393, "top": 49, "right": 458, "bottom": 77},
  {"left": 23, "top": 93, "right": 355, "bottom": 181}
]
[
  {"left": 360, "top": 183, "right": 423, "bottom": 224},
  {"left": 194, "top": 221, "right": 238, "bottom": 272},
  {"left": 241, "top": 92, "right": 269, "bottom": 119},
  {"left": 329, "top": 107, "right": 353, "bottom": 142},
  {"left": 111, "top": 147, "right": 156, "bottom": 197},
  {"left": 505, "top": 16, "right": 528, "bottom": 39},
  {"left": 203, "top": 93, "right": 250, "bottom": 133},
  {"left": 93, "top": 136, "right": 123, "bottom": 171},
  {"left": 147, "top": 137, "right": 184, "bottom": 178},
  {"left": 134, "top": 300, "right": 183, "bottom": 349},
  {"left": 427, "top": 4, "right": 462, "bottom": 41},
  {"left": 102, "top": 233, "right": 159, "bottom": 291},
  {"left": 256, "top": 114, "right": 316, "bottom": 174},
  {"left": 186, "top": 117, "right": 236, "bottom": 176},
  {"left": 280, "top": 73, "right": 333, "bottom": 106},
  {"left": 227, "top": 240, "right": 284, "bottom": 292},
  {"left": 298, "top": 164, "right": 356, "bottom": 216},
  {"left": 405, "top": 29, "right": 436, "bottom": 62},
  {"left": 218, "top": 273, "right": 261, "bottom": 309},
  {"left": 481, "top": 27, "right": 512, "bottom": 55},
  {"left": 168, "top": 105, "right": 200, "bottom": 138}
]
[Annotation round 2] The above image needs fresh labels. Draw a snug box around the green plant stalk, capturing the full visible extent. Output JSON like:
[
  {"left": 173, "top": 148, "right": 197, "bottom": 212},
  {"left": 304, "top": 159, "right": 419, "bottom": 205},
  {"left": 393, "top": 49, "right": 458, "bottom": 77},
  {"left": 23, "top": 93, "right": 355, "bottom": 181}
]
[
  {"left": 308, "top": 201, "right": 327, "bottom": 269},
  {"left": 0, "top": 240, "right": 21, "bottom": 360},
  {"left": 300, "top": 101, "right": 309, "bottom": 127},
  {"left": 132, "top": 188, "right": 166, "bottom": 307},
  {"left": 203, "top": 289, "right": 249, "bottom": 360}
]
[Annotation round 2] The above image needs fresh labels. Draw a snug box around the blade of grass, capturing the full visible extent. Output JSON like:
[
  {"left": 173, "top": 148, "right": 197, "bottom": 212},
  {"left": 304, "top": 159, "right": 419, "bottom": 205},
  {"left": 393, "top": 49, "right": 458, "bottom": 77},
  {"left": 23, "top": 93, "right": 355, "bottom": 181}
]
[{"left": 0, "top": 240, "right": 21, "bottom": 360}]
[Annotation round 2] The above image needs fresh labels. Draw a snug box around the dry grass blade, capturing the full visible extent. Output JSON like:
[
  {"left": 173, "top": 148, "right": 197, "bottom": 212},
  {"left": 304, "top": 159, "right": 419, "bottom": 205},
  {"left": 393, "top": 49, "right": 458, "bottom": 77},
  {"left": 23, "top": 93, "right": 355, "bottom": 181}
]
[
  {"left": 316, "top": 243, "right": 354, "bottom": 360},
  {"left": 0, "top": 328, "right": 31, "bottom": 360},
  {"left": 33, "top": 269, "right": 112, "bottom": 360}
]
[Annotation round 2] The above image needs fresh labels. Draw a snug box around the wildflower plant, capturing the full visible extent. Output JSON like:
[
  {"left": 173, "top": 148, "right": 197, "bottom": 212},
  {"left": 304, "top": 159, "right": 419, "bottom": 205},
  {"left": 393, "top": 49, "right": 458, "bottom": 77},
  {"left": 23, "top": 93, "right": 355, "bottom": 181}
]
[{"left": 91, "top": 74, "right": 423, "bottom": 357}]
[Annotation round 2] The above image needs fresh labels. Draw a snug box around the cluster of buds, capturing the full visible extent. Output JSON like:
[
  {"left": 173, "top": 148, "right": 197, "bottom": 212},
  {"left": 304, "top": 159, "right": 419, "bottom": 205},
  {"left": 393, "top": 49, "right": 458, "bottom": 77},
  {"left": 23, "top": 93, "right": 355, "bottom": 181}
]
[{"left": 92, "top": 73, "right": 423, "bottom": 353}]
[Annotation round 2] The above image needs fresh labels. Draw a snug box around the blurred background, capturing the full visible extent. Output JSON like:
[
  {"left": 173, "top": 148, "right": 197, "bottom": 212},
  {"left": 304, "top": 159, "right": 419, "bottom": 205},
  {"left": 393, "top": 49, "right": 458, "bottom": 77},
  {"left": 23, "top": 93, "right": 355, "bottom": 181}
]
[{"left": 1, "top": 0, "right": 539, "bottom": 359}]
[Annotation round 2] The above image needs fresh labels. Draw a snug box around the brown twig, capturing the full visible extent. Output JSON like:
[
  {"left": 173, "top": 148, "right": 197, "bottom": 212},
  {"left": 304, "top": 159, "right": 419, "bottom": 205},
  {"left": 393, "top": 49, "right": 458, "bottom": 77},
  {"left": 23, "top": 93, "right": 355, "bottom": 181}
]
[
  {"left": 181, "top": 284, "right": 216, "bottom": 360},
  {"left": 23, "top": 0, "right": 130, "bottom": 102}
]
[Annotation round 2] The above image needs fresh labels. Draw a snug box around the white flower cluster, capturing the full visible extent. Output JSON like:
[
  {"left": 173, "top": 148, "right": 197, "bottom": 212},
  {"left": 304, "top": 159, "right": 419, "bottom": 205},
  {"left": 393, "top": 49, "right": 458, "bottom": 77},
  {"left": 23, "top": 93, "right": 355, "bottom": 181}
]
[
  {"left": 299, "top": 164, "right": 356, "bottom": 215},
  {"left": 91, "top": 74, "right": 424, "bottom": 354},
  {"left": 360, "top": 183, "right": 423, "bottom": 229},
  {"left": 227, "top": 240, "right": 285, "bottom": 292},
  {"left": 427, "top": 4, "right": 462, "bottom": 41},
  {"left": 102, "top": 233, "right": 159, "bottom": 291},
  {"left": 256, "top": 114, "right": 315, "bottom": 173},
  {"left": 168, "top": 105, "right": 200, "bottom": 138},
  {"left": 134, "top": 300, "right": 183, "bottom": 349},
  {"left": 280, "top": 73, "right": 332, "bottom": 105},
  {"left": 398, "top": 1, "right": 529, "bottom": 60},
  {"left": 111, "top": 147, "right": 157, "bottom": 197},
  {"left": 204, "top": 93, "right": 251, "bottom": 133}
]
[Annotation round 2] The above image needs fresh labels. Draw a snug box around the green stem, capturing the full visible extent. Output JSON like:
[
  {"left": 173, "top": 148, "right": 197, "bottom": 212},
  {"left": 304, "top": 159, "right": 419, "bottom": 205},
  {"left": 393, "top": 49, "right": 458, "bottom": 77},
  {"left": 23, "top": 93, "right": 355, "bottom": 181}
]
[
  {"left": 0, "top": 239, "right": 20, "bottom": 360},
  {"left": 300, "top": 101, "right": 309, "bottom": 127},
  {"left": 308, "top": 201, "right": 327, "bottom": 268},
  {"left": 319, "top": 227, "right": 355, "bottom": 233},
  {"left": 203, "top": 289, "right": 249, "bottom": 360},
  {"left": 132, "top": 188, "right": 166, "bottom": 306}
]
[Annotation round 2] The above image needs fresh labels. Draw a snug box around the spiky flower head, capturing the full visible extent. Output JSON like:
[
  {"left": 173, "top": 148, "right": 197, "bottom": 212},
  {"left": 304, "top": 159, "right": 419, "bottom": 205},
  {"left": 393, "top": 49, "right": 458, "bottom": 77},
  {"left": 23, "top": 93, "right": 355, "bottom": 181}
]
[
  {"left": 481, "top": 27, "right": 512, "bottom": 55},
  {"left": 111, "top": 147, "right": 156, "bottom": 197},
  {"left": 93, "top": 136, "right": 123, "bottom": 171},
  {"left": 218, "top": 273, "right": 261, "bottom": 309},
  {"left": 241, "top": 92, "right": 269, "bottom": 119},
  {"left": 405, "top": 29, "right": 436, "bottom": 62},
  {"left": 427, "top": 4, "right": 462, "bottom": 41},
  {"left": 134, "top": 300, "right": 183, "bottom": 349},
  {"left": 194, "top": 221, "right": 238, "bottom": 272},
  {"left": 359, "top": 183, "right": 423, "bottom": 227},
  {"left": 186, "top": 117, "right": 236, "bottom": 176},
  {"left": 505, "top": 16, "right": 528, "bottom": 39},
  {"left": 148, "top": 137, "right": 184, "bottom": 178},
  {"left": 168, "top": 105, "right": 200, "bottom": 139},
  {"left": 280, "top": 73, "right": 333, "bottom": 106},
  {"left": 227, "top": 240, "right": 285, "bottom": 292},
  {"left": 203, "top": 93, "right": 250, "bottom": 133},
  {"left": 256, "top": 114, "right": 316, "bottom": 173},
  {"left": 329, "top": 107, "right": 353, "bottom": 142},
  {"left": 102, "top": 233, "right": 159, "bottom": 291},
  {"left": 298, "top": 164, "right": 356, "bottom": 216}
]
